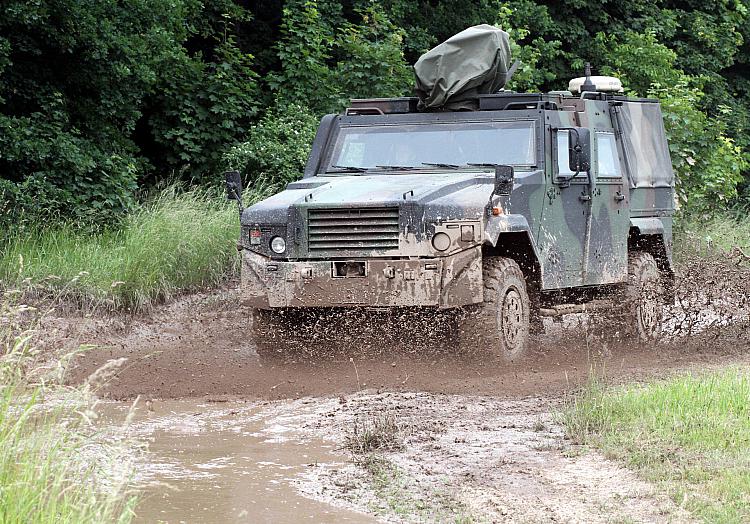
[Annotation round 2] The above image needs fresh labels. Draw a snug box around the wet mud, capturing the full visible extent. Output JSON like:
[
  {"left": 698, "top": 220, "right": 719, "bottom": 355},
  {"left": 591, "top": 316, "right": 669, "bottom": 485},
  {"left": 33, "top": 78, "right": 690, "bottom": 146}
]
[
  {"left": 47, "top": 250, "right": 750, "bottom": 522},
  {"left": 98, "top": 399, "right": 375, "bottom": 523},
  {"left": 63, "top": 288, "right": 747, "bottom": 402}
]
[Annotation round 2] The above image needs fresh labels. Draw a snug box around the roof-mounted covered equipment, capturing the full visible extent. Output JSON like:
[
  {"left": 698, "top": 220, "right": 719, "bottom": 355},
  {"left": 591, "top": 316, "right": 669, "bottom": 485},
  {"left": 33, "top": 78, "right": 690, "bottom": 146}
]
[
  {"left": 414, "top": 25, "right": 512, "bottom": 111},
  {"left": 568, "top": 75, "right": 623, "bottom": 94}
]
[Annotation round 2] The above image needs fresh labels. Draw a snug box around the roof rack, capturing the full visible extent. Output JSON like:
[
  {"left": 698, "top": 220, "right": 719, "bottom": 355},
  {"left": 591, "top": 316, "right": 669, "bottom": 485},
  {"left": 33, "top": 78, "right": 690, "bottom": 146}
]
[
  {"left": 344, "top": 92, "right": 652, "bottom": 116},
  {"left": 347, "top": 97, "right": 418, "bottom": 115}
]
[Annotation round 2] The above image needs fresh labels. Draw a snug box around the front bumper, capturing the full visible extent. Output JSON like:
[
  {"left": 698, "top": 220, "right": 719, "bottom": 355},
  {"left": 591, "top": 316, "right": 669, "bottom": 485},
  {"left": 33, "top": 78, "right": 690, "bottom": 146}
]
[{"left": 240, "top": 247, "right": 483, "bottom": 309}]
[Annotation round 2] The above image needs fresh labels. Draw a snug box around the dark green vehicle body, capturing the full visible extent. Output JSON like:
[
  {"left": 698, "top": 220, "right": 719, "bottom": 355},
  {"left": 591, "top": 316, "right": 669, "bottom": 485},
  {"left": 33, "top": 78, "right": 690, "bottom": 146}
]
[{"left": 236, "top": 91, "right": 674, "bottom": 314}]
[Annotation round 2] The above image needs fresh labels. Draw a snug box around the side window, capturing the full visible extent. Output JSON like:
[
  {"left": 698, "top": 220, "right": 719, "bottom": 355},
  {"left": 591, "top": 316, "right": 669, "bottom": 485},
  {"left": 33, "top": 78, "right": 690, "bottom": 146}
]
[
  {"left": 555, "top": 131, "right": 577, "bottom": 179},
  {"left": 596, "top": 132, "right": 621, "bottom": 178}
]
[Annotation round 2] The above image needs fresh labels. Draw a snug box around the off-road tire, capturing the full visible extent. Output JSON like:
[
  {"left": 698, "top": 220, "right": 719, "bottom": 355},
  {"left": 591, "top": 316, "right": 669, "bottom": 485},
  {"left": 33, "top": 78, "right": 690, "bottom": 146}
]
[
  {"left": 622, "top": 251, "right": 663, "bottom": 341},
  {"left": 459, "top": 257, "right": 531, "bottom": 360}
]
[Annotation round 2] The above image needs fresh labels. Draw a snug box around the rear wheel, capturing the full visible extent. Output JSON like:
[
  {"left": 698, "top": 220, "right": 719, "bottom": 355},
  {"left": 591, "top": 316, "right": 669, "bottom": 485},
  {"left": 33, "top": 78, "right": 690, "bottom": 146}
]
[
  {"left": 594, "top": 252, "right": 664, "bottom": 342},
  {"left": 624, "top": 251, "right": 663, "bottom": 341},
  {"left": 459, "top": 257, "right": 530, "bottom": 360}
]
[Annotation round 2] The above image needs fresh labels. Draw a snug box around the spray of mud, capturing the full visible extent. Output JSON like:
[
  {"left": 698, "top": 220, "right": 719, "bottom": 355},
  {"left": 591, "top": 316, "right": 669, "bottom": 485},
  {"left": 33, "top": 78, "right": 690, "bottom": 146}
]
[
  {"left": 667, "top": 247, "right": 749, "bottom": 342},
  {"left": 53, "top": 243, "right": 750, "bottom": 400},
  {"left": 250, "top": 245, "right": 750, "bottom": 364}
]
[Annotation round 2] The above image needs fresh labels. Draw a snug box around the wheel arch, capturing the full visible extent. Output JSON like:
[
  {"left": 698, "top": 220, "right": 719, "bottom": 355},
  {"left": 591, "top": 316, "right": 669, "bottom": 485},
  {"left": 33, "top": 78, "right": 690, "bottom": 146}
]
[
  {"left": 629, "top": 219, "right": 675, "bottom": 299},
  {"left": 628, "top": 219, "right": 674, "bottom": 276},
  {"left": 483, "top": 216, "right": 542, "bottom": 301}
]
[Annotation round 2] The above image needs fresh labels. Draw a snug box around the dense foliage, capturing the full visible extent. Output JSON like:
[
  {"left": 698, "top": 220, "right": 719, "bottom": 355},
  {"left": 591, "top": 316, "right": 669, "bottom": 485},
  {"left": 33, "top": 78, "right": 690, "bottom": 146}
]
[{"left": 3, "top": 0, "right": 750, "bottom": 225}]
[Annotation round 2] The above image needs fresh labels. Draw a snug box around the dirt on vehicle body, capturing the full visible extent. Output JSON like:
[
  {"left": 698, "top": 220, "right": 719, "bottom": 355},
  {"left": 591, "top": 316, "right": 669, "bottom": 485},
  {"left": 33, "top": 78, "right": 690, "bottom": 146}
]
[{"left": 226, "top": 25, "right": 675, "bottom": 358}]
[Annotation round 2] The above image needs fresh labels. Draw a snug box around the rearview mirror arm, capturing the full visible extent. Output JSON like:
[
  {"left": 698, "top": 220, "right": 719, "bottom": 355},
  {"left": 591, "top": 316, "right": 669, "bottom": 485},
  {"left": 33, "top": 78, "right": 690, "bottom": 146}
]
[
  {"left": 224, "top": 170, "right": 245, "bottom": 220},
  {"left": 229, "top": 185, "right": 244, "bottom": 219}
]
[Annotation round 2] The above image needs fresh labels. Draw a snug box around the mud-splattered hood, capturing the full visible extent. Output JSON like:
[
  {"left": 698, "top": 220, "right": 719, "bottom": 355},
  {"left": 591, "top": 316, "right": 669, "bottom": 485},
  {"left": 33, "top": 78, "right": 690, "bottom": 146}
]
[
  {"left": 242, "top": 171, "right": 495, "bottom": 226},
  {"left": 239, "top": 171, "right": 504, "bottom": 259}
]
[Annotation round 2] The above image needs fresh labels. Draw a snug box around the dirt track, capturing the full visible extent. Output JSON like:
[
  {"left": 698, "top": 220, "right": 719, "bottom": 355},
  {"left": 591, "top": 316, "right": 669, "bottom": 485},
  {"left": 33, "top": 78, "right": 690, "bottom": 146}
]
[
  {"left": 58, "top": 286, "right": 748, "bottom": 402},
  {"left": 46, "top": 281, "right": 748, "bottom": 523}
]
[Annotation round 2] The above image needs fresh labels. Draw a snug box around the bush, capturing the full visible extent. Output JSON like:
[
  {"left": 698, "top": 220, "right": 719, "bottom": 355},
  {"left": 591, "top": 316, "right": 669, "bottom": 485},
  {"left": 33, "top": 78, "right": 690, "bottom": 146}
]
[
  {"left": 333, "top": 6, "right": 413, "bottom": 101},
  {"left": 0, "top": 0, "right": 259, "bottom": 222},
  {"left": 654, "top": 82, "right": 746, "bottom": 212},
  {"left": 0, "top": 112, "right": 140, "bottom": 226},
  {"left": 224, "top": 100, "right": 319, "bottom": 187},
  {"left": 268, "top": 1, "right": 411, "bottom": 114},
  {"left": 0, "top": 0, "right": 184, "bottom": 222},
  {"left": 148, "top": 40, "right": 260, "bottom": 184}
]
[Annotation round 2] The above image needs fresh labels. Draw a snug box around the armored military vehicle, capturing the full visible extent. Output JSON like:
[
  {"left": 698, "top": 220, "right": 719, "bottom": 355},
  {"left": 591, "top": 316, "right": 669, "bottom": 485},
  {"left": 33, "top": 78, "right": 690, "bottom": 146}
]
[{"left": 225, "top": 25, "right": 674, "bottom": 359}]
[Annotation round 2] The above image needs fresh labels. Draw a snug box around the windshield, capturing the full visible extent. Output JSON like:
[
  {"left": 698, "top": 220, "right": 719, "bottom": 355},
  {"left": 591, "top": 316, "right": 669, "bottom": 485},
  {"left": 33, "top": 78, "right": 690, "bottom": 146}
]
[{"left": 328, "top": 121, "right": 536, "bottom": 170}]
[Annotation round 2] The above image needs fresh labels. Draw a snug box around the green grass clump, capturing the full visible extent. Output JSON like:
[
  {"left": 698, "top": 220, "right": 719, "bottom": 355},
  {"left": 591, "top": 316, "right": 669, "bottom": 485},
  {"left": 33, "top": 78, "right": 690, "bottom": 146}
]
[
  {"left": 675, "top": 214, "right": 750, "bottom": 259},
  {"left": 360, "top": 455, "right": 474, "bottom": 522},
  {"left": 0, "top": 187, "right": 258, "bottom": 311},
  {"left": 563, "top": 369, "right": 750, "bottom": 522},
  {"left": 0, "top": 297, "right": 137, "bottom": 522}
]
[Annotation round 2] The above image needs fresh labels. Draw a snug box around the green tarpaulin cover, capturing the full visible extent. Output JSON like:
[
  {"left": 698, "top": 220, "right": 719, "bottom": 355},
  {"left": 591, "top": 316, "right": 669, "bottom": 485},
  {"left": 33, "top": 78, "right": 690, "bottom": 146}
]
[{"left": 414, "top": 25, "right": 511, "bottom": 111}]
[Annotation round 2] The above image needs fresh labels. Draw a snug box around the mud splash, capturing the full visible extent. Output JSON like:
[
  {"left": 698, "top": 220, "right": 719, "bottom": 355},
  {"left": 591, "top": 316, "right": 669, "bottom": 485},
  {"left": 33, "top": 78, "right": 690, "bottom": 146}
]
[{"left": 98, "top": 399, "right": 375, "bottom": 523}]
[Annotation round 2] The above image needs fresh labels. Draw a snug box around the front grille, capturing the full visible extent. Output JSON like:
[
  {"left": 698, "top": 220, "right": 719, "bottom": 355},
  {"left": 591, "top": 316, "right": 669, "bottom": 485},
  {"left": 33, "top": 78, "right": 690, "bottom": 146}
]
[{"left": 307, "top": 207, "right": 400, "bottom": 253}]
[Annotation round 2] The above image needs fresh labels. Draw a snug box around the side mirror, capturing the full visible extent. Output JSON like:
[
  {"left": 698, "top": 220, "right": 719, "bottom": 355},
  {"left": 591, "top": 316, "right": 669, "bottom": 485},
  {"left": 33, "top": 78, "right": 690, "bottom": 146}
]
[
  {"left": 224, "top": 170, "right": 243, "bottom": 201},
  {"left": 493, "top": 165, "right": 514, "bottom": 195},
  {"left": 568, "top": 128, "right": 591, "bottom": 174}
]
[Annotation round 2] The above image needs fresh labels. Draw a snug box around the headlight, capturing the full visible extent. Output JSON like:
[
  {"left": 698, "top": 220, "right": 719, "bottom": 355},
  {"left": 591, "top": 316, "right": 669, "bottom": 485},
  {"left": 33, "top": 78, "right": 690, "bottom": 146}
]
[
  {"left": 432, "top": 232, "right": 451, "bottom": 252},
  {"left": 270, "top": 236, "right": 286, "bottom": 254}
]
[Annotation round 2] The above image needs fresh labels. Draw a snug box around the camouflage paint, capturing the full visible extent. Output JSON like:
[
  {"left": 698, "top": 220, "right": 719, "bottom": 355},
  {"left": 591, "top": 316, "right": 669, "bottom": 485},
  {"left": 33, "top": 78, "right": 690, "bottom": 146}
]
[{"left": 235, "top": 92, "right": 675, "bottom": 310}]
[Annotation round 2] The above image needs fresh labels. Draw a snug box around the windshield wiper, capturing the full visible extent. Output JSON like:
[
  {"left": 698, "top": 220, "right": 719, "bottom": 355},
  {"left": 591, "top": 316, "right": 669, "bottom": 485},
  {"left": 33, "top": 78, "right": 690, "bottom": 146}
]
[
  {"left": 375, "top": 165, "right": 417, "bottom": 171},
  {"left": 467, "top": 163, "right": 503, "bottom": 168},
  {"left": 328, "top": 165, "right": 368, "bottom": 173},
  {"left": 421, "top": 162, "right": 461, "bottom": 169}
]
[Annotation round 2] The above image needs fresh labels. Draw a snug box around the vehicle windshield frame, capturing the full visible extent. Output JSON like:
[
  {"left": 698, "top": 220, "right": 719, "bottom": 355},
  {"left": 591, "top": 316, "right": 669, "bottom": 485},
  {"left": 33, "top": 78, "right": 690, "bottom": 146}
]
[{"left": 321, "top": 117, "right": 540, "bottom": 173}]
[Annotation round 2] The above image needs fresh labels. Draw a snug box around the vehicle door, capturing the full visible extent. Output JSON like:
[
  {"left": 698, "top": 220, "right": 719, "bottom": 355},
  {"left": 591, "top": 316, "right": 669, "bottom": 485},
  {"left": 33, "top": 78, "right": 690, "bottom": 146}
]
[
  {"left": 584, "top": 130, "right": 629, "bottom": 285},
  {"left": 537, "top": 128, "right": 590, "bottom": 289}
]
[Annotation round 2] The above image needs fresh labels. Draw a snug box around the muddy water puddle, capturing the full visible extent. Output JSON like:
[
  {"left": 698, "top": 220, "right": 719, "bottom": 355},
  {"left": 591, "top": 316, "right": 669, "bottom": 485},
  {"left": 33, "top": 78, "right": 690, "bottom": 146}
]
[{"left": 98, "top": 399, "right": 375, "bottom": 523}]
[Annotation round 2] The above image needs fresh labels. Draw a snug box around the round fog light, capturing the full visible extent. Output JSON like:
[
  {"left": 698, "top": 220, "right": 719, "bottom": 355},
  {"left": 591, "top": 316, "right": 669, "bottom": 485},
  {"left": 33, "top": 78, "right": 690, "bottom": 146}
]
[
  {"left": 432, "top": 232, "right": 451, "bottom": 252},
  {"left": 270, "top": 236, "right": 286, "bottom": 254}
]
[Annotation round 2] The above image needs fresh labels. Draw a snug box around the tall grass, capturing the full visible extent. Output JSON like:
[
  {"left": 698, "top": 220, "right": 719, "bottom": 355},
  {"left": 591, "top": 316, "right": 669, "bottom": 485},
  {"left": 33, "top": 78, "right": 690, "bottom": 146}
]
[
  {"left": 562, "top": 369, "right": 750, "bottom": 523},
  {"left": 675, "top": 214, "right": 750, "bottom": 259},
  {"left": 0, "top": 295, "right": 137, "bottom": 522},
  {"left": 0, "top": 186, "right": 262, "bottom": 311}
]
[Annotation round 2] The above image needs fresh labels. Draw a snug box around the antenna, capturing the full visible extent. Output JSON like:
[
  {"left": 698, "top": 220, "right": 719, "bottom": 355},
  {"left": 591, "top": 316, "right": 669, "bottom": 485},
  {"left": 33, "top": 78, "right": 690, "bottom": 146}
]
[{"left": 580, "top": 62, "right": 596, "bottom": 93}]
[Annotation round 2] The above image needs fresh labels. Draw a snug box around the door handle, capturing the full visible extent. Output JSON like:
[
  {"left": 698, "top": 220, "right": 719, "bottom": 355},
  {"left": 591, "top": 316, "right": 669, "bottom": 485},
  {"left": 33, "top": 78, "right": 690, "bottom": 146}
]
[
  {"left": 579, "top": 194, "right": 591, "bottom": 202},
  {"left": 614, "top": 192, "right": 625, "bottom": 202}
]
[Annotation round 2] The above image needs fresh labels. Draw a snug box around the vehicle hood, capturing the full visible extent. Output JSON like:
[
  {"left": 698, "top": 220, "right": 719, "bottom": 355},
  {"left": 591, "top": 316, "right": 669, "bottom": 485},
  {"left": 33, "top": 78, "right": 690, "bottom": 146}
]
[{"left": 241, "top": 172, "right": 495, "bottom": 225}]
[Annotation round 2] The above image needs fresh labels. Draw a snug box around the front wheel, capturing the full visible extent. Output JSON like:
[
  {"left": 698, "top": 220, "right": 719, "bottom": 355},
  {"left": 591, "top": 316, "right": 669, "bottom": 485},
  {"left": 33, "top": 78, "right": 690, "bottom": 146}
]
[{"left": 459, "top": 257, "right": 531, "bottom": 360}]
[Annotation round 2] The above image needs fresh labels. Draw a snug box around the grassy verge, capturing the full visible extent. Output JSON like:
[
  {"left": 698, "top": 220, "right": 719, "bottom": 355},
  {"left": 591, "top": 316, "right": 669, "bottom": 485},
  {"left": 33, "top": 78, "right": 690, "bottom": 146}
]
[
  {"left": 0, "top": 186, "right": 268, "bottom": 311},
  {"left": 562, "top": 369, "right": 750, "bottom": 523},
  {"left": 674, "top": 214, "right": 750, "bottom": 259},
  {"left": 1, "top": 294, "right": 136, "bottom": 522}
]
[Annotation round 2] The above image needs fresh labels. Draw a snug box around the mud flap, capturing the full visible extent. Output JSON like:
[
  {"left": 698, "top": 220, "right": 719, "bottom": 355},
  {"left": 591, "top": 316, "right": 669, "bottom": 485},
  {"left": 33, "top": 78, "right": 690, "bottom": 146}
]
[{"left": 440, "top": 246, "right": 483, "bottom": 308}]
